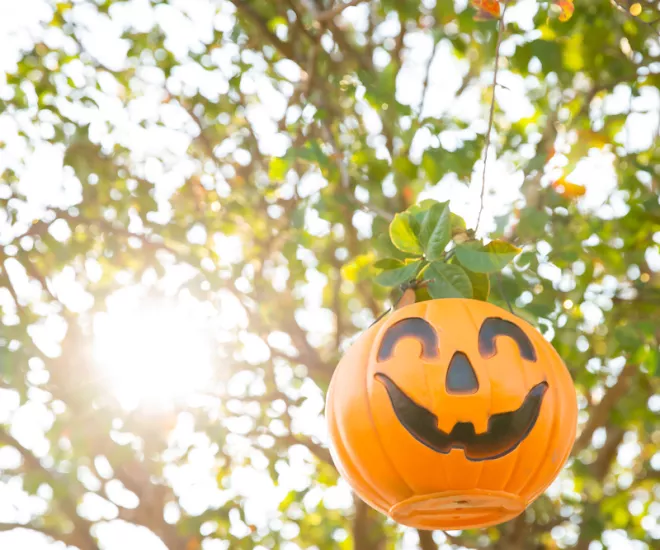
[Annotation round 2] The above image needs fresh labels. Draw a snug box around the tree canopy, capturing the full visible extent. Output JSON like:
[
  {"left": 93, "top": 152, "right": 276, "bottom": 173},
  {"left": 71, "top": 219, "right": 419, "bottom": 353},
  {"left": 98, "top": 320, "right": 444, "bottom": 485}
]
[{"left": 0, "top": 1, "right": 659, "bottom": 549}]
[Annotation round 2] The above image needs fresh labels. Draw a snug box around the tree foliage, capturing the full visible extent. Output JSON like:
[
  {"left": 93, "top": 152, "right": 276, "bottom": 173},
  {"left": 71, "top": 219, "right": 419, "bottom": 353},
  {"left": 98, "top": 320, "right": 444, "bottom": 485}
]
[{"left": 0, "top": 1, "right": 659, "bottom": 549}]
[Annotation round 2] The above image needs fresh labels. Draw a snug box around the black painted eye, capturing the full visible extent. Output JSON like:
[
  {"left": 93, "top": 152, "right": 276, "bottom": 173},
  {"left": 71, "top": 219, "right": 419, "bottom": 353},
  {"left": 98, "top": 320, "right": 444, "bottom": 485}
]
[
  {"left": 478, "top": 317, "right": 537, "bottom": 362},
  {"left": 377, "top": 318, "right": 439, "bottom": 362}
]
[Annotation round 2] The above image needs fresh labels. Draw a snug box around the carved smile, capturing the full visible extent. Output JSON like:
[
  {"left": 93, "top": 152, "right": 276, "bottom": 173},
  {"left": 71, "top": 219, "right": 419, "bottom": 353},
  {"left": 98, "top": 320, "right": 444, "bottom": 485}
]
[{"left": 374, "top": 374, "right": 548, "bottom": 462}]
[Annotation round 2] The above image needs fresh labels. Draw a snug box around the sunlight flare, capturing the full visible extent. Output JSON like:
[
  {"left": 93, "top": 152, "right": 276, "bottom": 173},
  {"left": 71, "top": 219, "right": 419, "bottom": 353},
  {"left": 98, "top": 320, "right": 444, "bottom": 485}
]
[{"left": 92, "top": 296, "right": 213, "bottom": 410}]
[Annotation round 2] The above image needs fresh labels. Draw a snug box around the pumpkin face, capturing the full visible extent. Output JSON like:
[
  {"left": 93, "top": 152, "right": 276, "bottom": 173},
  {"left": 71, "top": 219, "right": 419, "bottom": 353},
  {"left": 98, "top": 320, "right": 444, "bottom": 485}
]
[{"left": 326, "top": 298, "right": 577, "bottom": 530}]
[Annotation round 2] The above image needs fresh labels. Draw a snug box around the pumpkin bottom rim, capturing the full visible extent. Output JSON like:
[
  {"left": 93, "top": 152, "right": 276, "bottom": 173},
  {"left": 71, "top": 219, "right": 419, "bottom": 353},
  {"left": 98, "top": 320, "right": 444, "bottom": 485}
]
[{"left": 389, "top": 489, "right": 526, "bottom": 530}]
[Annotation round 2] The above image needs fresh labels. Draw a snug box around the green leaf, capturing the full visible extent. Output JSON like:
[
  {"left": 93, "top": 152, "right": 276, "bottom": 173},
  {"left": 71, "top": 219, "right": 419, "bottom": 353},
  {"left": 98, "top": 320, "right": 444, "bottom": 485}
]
[
  {"left": 268, "top": 157, "right": 290, "bottom": 181},
  {"left": 373, "top": 232, "right": 420, "bottom": 261},
  {"left": 515, "top": 250, "right": 536, "bottom": 269},
  {"left": 389, "top": 213, "right": 423, "bottom": 255},
  {"left": 393, "top": 157, "right": 418, "bottom": 180},
  {"left": 405, "top": 199, "right": 440, "bottom": 217},
  {"left": 282, "top": 141, "right": 329, "bottom": 168},
  {"left": 427, "top": 262, "right": 473, "bottom": 299},
  {"left": 466, "top": 270, "right": 490, "bottom": 301},
  {"left": 454, "top": 256, "right": 490, "bottom": 300},
  {"left": 341, "top": 253, "right": 377, "bottom": 282},
  {"left": 405, "top": 200, "right": 447, "bottom": 235},
  {"left": 408, "top": 212, "right": 422, "bottom": 236},
  {"left": 514, "top": 40, "right": 562, "bottom": 72},
  {"left": 454, "top": 240, "right": 521, "bottom": 273},
  {"left": 419, "top": 202, "right": 451, "bottom": 260},
  {"left": 563, "top": 32, "right": 584, "bottom": 72},
  {"left": 267, "top": 16, "right": 288, "bottom": 33},
  {"left": 375, "top": 260, "right": 423, "bottom": 287},
  {"left": 450, "top": 213, "right": 467, "bottom": 235},
  {"left": 373, "top": 258, "right": 404, "bottom": 270},
  {"left": 421, "top": 148, "right": 447, "bottom": 183},
  {"left": 518, "top": 208, "right": 549, "bottom": 237}
]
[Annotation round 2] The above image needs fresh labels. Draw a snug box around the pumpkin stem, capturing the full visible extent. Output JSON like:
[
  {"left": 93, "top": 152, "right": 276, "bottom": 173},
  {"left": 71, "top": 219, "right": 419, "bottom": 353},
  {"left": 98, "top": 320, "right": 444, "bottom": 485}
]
[{"left": 394, "top": 286, "right": 417, "bottom": 310}]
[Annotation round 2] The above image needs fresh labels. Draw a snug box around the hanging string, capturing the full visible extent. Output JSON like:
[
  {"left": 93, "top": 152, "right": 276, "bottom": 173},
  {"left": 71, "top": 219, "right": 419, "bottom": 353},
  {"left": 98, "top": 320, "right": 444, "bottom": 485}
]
[
  {"left": 475, "top": 5, "right": 509, "bottom": 234},
  {"left": 372, "top": 11, "right": 511, "bottom": 326},
  {"left": 369, "top": 285, "right": 417, "bottom": 328},
  {"left": 369, "top": 306, "right": 391, "bottom": 328}
]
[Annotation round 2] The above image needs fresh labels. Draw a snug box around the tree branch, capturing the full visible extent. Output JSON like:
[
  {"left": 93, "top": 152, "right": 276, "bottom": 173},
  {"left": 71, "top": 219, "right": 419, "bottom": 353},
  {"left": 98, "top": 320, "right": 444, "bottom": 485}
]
[
  {"left": 610, "top": 0, "right": 660, "bottom": 38},
  {"left": 574, "top": 426, "right": 626, "bottom": 550},
  {"left": 590, "top": 425, "right": 626, "bottom": 480},
  {"left": 418, "top": 529, "right": 437, "bottom": 550},
  {"left": 231, "top": 0, "right": 297, "bottom": 60},
  {"left": 0, "top": 428, "right": 99, "bottom": 550},
  {"left": 321, "top": 124, "right": 394, "bottom": 221},
  {"left": 184, "top": 103, "right": 217, "bottom": 161},
  {"left": 283, "top": 434, "right": 334, "bottom": 466},
  {"left": 496, "top": 513, "right": 527, "bottom": 550},
  {"left": 115, "top": 506, "right": 188, "bottom": 550},
  {"left": 572, "top": 364, "right": 635, "bottom": 455},
  {"left": 353, "top": 498, "right": 386, "bottom": 550},
  {"left": 285, "top": 0, "right": 319, "bottom": 44},
  {"left": 317, "top": 0, "right": 368, "bottom": 23}
]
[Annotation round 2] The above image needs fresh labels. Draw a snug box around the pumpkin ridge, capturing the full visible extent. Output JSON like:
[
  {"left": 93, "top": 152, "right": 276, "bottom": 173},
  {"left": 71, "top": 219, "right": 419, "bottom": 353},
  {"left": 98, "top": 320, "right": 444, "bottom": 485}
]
[
  {"left": 507, "top": 329, "right": 556, "bottom": 496},
  {"left": 421, "top": 301, "right": 437, "bottom": 417},
  {"left": 518, "top": 334, "right": 573, "bottom": 499},
  {"left": 330, "top": 322, "right": 406, "bottom": 510},
  {"left": 497, "top": 310, "right": 532, "bottom": 493},
  {"left": 460, "top": 299, "right": 487, "bottom": 489},
  {"left": 366, "top": 314, "right": 416, "bottom": 501},
  {"left": 421, "top": 300, "right": 451, "bottom": 490},
  {"left": 326, "top": 376, "right": 390, "bottom": 512}
]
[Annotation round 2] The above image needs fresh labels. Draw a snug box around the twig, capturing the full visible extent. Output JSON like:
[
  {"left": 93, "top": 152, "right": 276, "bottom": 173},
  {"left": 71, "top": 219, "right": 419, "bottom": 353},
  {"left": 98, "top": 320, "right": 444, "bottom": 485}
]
[
  {"left": 517, "top": 110, "right": 558, "bottom": 217},
  {"left": 475, "top": 7, "right": 508, "bottom": 233},
  {"left": 282, "top": 434, "right": 334, "bottom": 466},
  {"left": 418, "top": 61, "right": 477, "bottom": 128},
  {"left": 610, "top": 0, "right": 660, "bottom": 38},
  {"left": 417, "top": 38, "right": 441, "bottom": 119},
  {"left": 23, "top": 257, "right": 57, "bottom": 303},
  {"left": 326, "top": 16, "right": 373, "bottom": 72},
  {"left": 349, "top": 196, "right": 395, "bottom": 221},
  {"left": 455, "top": 63, "right": 478, "bottom": 98},
  {"left": 183, "top": 102, "right": 216, "bottom": 159},
  {"left": 321, "top": 125, "right": 394, "bottom": 221},
  {"left": 231, "top": 0, "right": 297, "bottom": 59},
  {"left": 317, "top": 0, "right": 367, "bottom": 22},
  {"left": 285, "top": 0, "right": 319, "bottom": 43}
]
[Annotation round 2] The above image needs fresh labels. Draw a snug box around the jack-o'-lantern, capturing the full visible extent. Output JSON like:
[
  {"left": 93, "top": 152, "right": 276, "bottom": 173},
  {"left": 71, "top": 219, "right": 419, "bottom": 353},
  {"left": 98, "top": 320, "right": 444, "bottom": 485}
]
[{"left": 325, "top": 298, "right": 577, "bottom": 530}]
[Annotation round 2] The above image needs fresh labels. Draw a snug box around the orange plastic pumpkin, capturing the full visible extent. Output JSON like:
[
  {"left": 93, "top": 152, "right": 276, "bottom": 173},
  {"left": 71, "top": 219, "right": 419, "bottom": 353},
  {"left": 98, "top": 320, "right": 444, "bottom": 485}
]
[{"left": 326, "top": 298, "right": 577, "bottom": 530}]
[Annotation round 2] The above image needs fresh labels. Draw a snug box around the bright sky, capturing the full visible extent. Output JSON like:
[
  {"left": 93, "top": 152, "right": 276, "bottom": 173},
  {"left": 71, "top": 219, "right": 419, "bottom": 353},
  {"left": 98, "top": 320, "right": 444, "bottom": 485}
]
[{"left": 0, "top": 1, "right": 659, "bottom": 549}]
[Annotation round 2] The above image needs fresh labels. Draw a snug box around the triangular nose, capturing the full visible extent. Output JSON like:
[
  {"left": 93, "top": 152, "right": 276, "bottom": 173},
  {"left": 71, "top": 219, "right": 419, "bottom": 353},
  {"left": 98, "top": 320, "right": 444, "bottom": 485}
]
[{"left": 446, "top": 352, "right": 479, "bottom": 394}]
